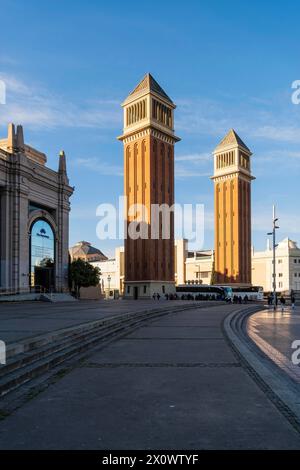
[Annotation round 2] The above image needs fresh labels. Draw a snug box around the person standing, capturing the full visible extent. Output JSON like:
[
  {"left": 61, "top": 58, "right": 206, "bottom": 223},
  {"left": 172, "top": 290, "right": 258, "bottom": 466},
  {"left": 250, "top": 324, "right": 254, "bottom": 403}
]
[
  {"left": 291, "top": 295, "right": 296, "bottom": 310},
  {"left": 280, "top": 295, "right": 286, "bottom": 313}
]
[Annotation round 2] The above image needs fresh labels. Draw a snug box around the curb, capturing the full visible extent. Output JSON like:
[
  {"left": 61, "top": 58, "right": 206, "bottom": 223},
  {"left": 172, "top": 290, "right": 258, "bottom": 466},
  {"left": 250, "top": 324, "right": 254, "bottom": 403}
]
[{"left": 223, "top": 307, "right": 300, "bottom": 433}]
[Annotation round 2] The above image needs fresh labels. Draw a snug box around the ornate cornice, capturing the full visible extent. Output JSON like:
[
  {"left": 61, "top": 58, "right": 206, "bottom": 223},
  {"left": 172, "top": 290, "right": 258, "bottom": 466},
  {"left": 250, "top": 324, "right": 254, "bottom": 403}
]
[
  {"left": 120, "top": 126, "right": 179, "bottom": 145},
  {"left": 211, "top": 171, "right": 255, "bottom": 183}
]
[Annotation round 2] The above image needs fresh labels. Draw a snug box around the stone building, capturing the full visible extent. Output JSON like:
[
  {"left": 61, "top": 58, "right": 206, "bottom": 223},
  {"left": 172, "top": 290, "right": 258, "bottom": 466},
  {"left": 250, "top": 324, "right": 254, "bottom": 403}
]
[
  {"left": 90, "top": 240, "right": 213, "bottom": 296},
  {"left": 69, "top": 241, "right": 107, "bottom": 263},
  {"left": 252, "top": 238, "right": 300, "bottom": 294},
  {"left": 0, "top": 123, "right": 73, "bottom": 295},
  {"left": 118, "top": 73, "right": 180, "bottom": 299},
  {"left": 91, "top": 246, "right": 124, "bottom": 297},
  {"left": 174, "top": 239, "right": 214, "bottom": 286}
]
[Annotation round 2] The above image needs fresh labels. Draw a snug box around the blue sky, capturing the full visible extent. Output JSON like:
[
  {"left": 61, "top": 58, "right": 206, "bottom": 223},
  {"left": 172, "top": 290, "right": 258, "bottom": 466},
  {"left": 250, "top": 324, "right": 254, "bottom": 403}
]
[{"left": 0, "top": 0, "right": 299, "bottom": 256}]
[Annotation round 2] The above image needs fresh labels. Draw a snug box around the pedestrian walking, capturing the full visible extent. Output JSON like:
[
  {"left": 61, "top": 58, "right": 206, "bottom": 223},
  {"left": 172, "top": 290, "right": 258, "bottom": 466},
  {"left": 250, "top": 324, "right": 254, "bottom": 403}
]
[
  {"left": 291, "top": 295, "right": 296, "bottom": 310},
  {"left": 280, "top": 295, "right": 286, "bottom": 313}
]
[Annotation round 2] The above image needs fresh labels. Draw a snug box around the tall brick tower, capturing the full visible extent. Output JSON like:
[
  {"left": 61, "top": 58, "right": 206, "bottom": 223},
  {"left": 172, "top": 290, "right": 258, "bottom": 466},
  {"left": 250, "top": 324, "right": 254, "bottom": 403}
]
[
  {"left": 212, "top": 129, "right": 255, "bottom": 285},
  {"left": 118, "top": 74, "right": 180, "bottom": 299}
]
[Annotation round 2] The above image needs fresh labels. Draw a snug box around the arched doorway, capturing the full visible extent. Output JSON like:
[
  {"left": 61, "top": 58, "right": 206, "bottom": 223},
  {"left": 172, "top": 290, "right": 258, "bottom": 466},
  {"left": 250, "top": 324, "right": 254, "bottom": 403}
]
[{"left": 30, "top": 219, "right": 55, "bottom": 292}]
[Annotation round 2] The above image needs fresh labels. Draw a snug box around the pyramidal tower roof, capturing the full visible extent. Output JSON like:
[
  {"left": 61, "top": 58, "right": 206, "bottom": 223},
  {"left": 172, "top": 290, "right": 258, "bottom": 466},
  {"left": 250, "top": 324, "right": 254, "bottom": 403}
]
[
  {"left": 128, "top": 73, "right": 173, "bottom": 104},
  {"left": 215, "top": 129, "right": 250, "bottom": 153}
]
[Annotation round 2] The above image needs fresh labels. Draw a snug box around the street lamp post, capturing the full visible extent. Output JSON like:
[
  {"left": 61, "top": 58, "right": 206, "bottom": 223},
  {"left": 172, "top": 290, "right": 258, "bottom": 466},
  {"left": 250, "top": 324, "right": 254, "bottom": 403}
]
[
  {"left": 107, "top": 274, "right": 111, "bottom": 299},
  {"left": 267, "top": 205, "right": 279, "bottom": 311}
]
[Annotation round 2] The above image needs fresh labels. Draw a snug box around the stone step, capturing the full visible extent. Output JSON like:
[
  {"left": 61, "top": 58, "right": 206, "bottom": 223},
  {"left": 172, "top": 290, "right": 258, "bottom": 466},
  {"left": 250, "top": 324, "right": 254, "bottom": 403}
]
[
  {"left": 40, "top": 293, "right": 78, "bottom": 303},
  {"left": 0, "top": 293, "right": 41, "bottom": 302},
  {"left": 0, "top": 320, "right": 130, "bottom": 397},
  {"left": 0, "top": 302, "right": 223, "bottom": 399},
  {"left": 0, "top": 320, "right": 123, "bottom": 379}
]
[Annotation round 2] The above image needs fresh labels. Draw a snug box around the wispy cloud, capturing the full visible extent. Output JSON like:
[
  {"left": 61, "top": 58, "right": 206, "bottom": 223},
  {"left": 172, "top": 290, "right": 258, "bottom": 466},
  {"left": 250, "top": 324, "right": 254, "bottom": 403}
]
[
  {"left": 255, "top": 149, "right": 300, "bottom": 163},
  {"left": 253, "top": 210, "right": 300, "bottom": 236},
  {"left": 0, "top": 73, "right": 121, "bottom": 130},
  {"left": 73, "top": 157, "right": 123, "bottom": 176},
  {"left": 175, "top": 152, "right": 211, "bottom": 162},
  {"left": 175, "top": 94, "right": 300, "bottom": 146},
  {"left": 175, "top": 166, "right": 211, "bottom": 178},
  {"left": 70, "top": 204, "right": 99, "bottom": 221},
  {"left": 175, "top": 152, "right": 212, "bottom": 178},
  {"left": 0, "top": 55, "right": 19, "bottom": 66},
  {"left": 252, "top": 126, "right": 300, "bottom": 144}
]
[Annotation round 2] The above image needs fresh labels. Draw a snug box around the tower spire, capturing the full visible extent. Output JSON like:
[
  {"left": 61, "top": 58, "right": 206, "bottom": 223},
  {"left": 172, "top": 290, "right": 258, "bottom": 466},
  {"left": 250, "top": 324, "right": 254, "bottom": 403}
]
[
  {"left": 7, "top": 123, "right": 17, "bottom": 152},
  {"left": 212, "top": 130, "right": 254, "bottom": 285},
  {"left": 119, "top": 74, "right": 179, "bottom": 298},
  {"left": 58, "top": 150, "right": 67, "bottom": 174},
  {"left": 16, "top": 125, "right": 24, "bottom": 151}
]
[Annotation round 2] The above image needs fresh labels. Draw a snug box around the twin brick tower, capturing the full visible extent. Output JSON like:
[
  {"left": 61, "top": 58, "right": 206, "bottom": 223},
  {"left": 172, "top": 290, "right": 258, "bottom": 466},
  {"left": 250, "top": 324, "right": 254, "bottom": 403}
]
[{"left": 119, "top": 74, "right": 254, "bottom": 298}]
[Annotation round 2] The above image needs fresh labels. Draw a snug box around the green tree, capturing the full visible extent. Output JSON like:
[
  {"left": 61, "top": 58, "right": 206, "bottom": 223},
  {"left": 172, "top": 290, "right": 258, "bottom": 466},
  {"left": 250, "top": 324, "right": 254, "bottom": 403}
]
[
  {"left": 70, "top": 259, "right": 101, "bottom": 298},
  {"left": 210, "top": 258, "right": 217, "bottom": 285}
]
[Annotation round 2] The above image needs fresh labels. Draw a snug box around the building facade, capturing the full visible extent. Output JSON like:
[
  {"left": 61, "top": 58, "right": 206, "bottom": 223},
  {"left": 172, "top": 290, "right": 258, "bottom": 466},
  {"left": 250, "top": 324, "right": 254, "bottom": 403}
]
[
  {"left": 69, "top": 241, "right": 107, "bottom": 263},
  {"left": 0, "top": 124, "right": 73, "bottom": 295},
  {"left": 91, "top": 246, "right": 124, "bottom": 297},
  {"left": 212, "top": 129, "right": 254, "bottom": 285},
  {"left": 252, "top": 238, "right": 300, "bottom": 294},
  {"left": 92, "top": 241, "right": 214, "bottom": 296},
  {"left": 175, "top": 239, "right": 214, "bottom": 285},
  {"left": 87, "top": 237, "right": 300, "bottom": 296},
  {"left": 118, "top": 74, "right": 180, "bottom": 299}
]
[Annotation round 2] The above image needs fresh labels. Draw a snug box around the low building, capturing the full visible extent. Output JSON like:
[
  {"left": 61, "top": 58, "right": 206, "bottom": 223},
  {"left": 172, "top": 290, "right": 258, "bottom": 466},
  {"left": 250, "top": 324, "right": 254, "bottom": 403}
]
[
  {"left": 75, "top": 237, "right": 300, "bottom": 298},
  {"left": 252, "top": 238, "right": 300, "bottom": 294},
  {"left": 175, "top": 239, "right": 214, "bottom": 285},
  {"left": 69, "top": 241, "right": 107, "bottom": 263},
  {"left": 185, "top": 249, "right": 214, "bottom": 285},
  {"left": 91, "top": 247, "right": 124, "bottom": 296},
  {"left": 0, "top": 123, "right": 73, "bottom": 294},
  {"left": 90, "top": 240, "right": 213, "bottom": 296}
]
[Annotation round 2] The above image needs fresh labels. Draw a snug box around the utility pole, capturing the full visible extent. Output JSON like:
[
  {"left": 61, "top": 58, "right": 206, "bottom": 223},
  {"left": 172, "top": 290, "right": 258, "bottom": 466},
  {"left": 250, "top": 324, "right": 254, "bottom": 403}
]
[{"left": 267, "top": 205, "right": 279, "bottom": 311}]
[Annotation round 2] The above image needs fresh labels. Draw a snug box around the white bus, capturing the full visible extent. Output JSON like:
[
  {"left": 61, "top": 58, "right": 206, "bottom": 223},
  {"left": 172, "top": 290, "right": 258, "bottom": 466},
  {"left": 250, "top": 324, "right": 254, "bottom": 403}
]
[
  {"left": 229, "top": 285, "right": 264, "bottom": 301},
  {"left": 176, "top": 285, "right": 228, "bottom": 300}
]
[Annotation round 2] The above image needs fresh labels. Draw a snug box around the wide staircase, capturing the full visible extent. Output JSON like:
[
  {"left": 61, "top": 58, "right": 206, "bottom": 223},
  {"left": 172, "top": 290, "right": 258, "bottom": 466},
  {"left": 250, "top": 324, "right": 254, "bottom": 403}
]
[
  {"left": 0, "top": 292, "right": 77, "bottom": 303},
  {"left": 0, "top": 301, "right": 222, "bottom": 412},
  {"left": 40, "top": 293, "right": 78, "bottom": 302}
]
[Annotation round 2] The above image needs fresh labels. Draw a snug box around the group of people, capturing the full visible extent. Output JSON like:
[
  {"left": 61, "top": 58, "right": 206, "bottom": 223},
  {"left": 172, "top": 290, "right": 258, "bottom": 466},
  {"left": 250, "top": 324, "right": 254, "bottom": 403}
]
[
  {"left": 231, "top": 295, "right": 249, "bottom": 304},
  {"left": 152, "top": 293, "right": 161, "bottom": 300},
  {"left": 267, "top": 294, "right": 296, "bottom": 312}
]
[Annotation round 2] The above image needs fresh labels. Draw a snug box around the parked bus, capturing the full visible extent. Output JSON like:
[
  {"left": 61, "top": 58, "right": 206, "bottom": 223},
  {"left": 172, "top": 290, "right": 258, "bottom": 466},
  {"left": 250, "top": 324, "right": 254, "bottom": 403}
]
[
  {"left": 176, "top": 284, "right": 263, "bottom": 301},
  {"left": 176, "top": 285, "right": 227, "bottom": 300},
  {"left": 230, "top": 285, "right": 263, "bottom": 301}
]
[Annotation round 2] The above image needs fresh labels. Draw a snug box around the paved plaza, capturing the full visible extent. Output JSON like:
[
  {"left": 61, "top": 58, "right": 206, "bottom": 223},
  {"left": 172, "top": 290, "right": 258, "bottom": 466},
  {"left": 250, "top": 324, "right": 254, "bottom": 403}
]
[
  {"left": 0, "top": 299, "right": 194, "bottom": 344},
  {"left": 247, "top": 307, "right": 300, "bottom": 383},
  {"left": 1, "top": 303, "right": 300, "bottom": 449}
]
